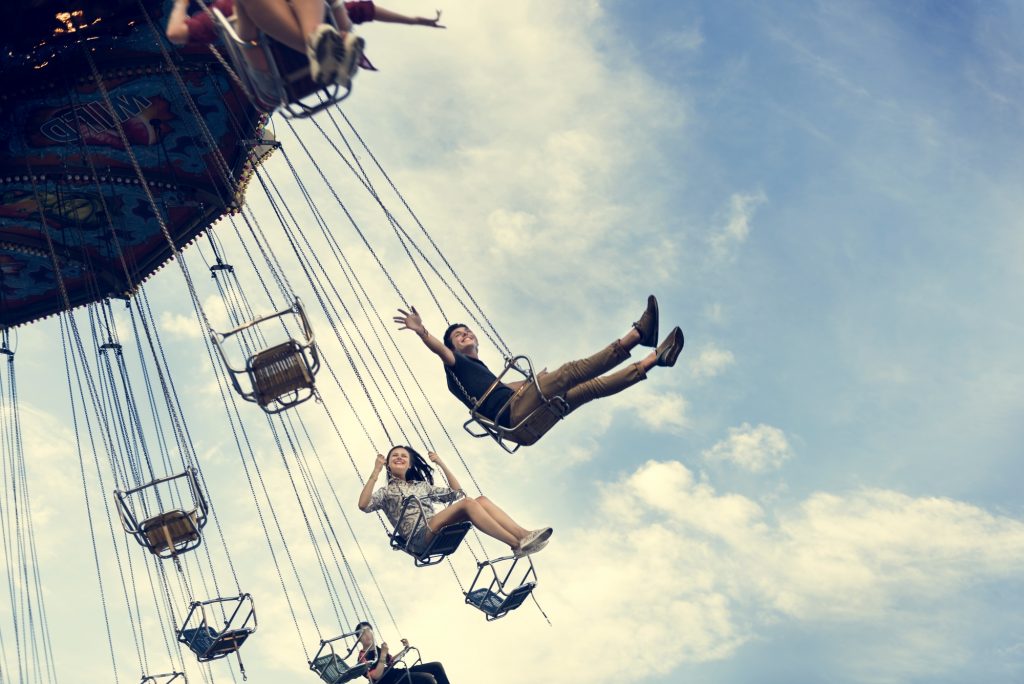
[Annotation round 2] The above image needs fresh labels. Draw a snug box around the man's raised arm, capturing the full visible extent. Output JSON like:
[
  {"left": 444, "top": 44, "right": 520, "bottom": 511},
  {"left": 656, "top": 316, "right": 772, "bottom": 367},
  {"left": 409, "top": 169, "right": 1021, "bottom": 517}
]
[{"left": 394, "top": 306, "right": 455, "bottom": 366}]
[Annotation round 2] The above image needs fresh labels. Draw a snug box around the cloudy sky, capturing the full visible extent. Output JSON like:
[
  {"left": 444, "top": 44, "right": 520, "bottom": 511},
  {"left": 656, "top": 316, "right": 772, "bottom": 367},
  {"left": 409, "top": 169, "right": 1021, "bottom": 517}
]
[{"left": 5, "top": 1, "right": 1024, "bottom": 683}]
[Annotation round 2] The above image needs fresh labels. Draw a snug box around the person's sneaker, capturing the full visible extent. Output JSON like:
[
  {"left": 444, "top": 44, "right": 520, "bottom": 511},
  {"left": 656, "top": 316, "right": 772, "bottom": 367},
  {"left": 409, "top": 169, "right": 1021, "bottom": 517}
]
[
  {"left": 530, "top": 534, "right": 553, "bottom": 554},
  {"left": 519, "top": 527, "right": 553, "bottom": 555},
  {"left": 333, "top": 32, "right": 365, "bottom": 89},
  {"left": 655, "top": 326, "right": 684, "bottom": 367},
  {"left": 306, "top": 24, "right": 344, "bottom": 85},
  {"left": 633, "top": 295, "right": 659, "bottom": 347}
]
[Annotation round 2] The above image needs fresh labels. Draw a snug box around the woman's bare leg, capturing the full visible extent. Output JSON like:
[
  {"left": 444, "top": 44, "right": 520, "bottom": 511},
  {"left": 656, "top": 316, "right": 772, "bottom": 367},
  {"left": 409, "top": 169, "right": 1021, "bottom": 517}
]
[
  {"left": 474, "top": 496, "right": 529, "bottom": 540},
  {"left": 426, "top": 499, "right": 519, "bottom": 549}
]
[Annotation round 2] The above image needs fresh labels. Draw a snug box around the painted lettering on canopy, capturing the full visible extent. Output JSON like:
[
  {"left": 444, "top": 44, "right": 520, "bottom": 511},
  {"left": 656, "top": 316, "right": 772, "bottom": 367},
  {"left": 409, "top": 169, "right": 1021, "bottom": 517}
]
[
  {"left": 25, "top": 92, "right": 175, "bottom": 152},
  {"left": 39, "top": 94, "right": 151, "bottom": 142}
]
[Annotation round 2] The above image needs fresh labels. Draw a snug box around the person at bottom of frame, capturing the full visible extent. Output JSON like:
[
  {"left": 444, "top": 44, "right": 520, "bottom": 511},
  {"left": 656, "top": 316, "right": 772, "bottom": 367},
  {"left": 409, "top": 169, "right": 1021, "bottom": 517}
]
[
  {"left": 358, "top": 446, "right": 553, "bottom": 556},
  {"left": 356, "top": 621, "right": 451, "bottom": 684}
]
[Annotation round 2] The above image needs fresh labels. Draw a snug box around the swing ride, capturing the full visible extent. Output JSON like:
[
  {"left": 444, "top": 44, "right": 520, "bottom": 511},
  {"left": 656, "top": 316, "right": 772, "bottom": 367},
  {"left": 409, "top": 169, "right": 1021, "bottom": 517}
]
[{"left": 1, "top": 1, "right": 552, "bottom": 682}]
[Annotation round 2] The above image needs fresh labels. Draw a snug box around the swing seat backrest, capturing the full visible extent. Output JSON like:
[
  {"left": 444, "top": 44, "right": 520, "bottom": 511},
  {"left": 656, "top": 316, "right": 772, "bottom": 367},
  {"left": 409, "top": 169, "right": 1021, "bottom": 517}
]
[
  {"left": 140, "top": 674, "right": 186, "bottom": 684},
  {"left": 263, "top": 33, "right": 352, "bottom": 118},
  {"left": 414, "top": 521, "right": 472, "bottom": 566},
  {"left": 391, "top": 520, "right": 472, "bottom": 566},
  {"left": 267, "top": 41, "right": 318, "bottom": 97},
  {"left": 465, "top": 581, "right": 536, "bottom": 620},
  {"left": 388, "top": 495, "right": 471, "bottom": 567},
  {"left": 248, "top": 340, "right": 314, "bottom": 406},
  {"left": 311, "top": 653, "right": 369, "bottom": 684},
  {"left": 140, "top": 509, "right": 200, "bottom": 556},
  {"left": 180, "top": 626, "right": 252, "bottom": 660},
  {"left": 496, "top": 398, "right": 570, "bottom": 448}
]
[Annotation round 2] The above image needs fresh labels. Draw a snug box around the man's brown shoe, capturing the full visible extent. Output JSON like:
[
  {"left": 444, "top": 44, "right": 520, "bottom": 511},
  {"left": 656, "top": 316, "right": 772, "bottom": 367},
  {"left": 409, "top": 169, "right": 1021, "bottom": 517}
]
[
  {"left": 655, "top": 326, "right": 684, "bottom": 367},
  {"left": 633, "top": 295, "right": 659, "bottom": 347}
]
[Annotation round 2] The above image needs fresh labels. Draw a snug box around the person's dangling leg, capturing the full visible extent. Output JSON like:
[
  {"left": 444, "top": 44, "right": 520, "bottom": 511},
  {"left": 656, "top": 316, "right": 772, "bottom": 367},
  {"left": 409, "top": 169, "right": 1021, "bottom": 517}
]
[
  {"left": 563, "top": 362, "right": 647, "bottom": 411},
  {"left": 545, "top": 295, "right": 657, "bottom": 393},
  {"left": 238, "top": 0, "right": 348, "bottom": 84},
  {"left": 424, "top": 499, "right": 520, "bottom": 550},
  {"left": 474, "top": 496, "right": 529, "bottom": 540},
  {"left": 411, "top": 662, "right": 449, "bottom": 684},
  {"left": 562, "top": 325, "right": 684, "bottom": 411},
  {"left": 236, "top": 0, "right": 315, "bottom": 51},
  {"left": 379, "top": 668, "right": 434, "bottom": 684},
  {"left": 509, "top": 297, "right": 659, "bottom": 424}
]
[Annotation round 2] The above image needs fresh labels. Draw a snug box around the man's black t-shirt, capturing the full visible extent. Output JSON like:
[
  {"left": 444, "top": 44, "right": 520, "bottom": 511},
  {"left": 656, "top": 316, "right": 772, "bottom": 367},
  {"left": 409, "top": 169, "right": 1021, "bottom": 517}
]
[{"left": 445, "top": 351, "right": 514, "bottom": 427}]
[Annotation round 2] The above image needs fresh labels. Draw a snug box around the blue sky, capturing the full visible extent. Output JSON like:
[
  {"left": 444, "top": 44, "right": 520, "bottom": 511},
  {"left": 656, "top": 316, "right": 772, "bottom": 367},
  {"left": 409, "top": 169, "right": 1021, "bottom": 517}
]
[{"left": 3, "top": 1, "right": 1024, "bottom": 683}]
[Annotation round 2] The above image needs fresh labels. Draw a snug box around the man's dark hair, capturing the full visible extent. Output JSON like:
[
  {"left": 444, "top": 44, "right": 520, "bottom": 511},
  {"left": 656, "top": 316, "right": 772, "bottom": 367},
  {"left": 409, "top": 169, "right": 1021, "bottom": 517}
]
[
  {"left": 354, "top": 621, "right": 373, "bottom": 633},
  {"left": 442, "top": 323, "right": 468, "bottom": 351}
]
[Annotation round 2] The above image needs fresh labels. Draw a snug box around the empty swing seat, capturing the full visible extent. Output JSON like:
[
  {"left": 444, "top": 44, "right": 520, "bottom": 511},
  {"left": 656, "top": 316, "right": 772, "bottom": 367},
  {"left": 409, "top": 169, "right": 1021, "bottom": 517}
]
[
  {"left": 465, "top": 583, "right": 536, "bottom": 620},
  {"left": 464, "top": 554, "right": 538, "bottom": 621},
  {"left": 211, "top": 299, "right": 321, "bottom": 414},
  {"left": 140, "top": 509, "right": 201, "bottom": 556},
  {"left": 177, "top": 593, "right": 256, "bottom": 666},
  {"left": 179, "top": 626, "right": 252, "bottom": 661},
  {"left": 115, "top": 468, "right": 209, "bottom": 560},
  {"left": 310, "top": 653, "right": 369, "bottom": 684},
  {"left": 249, "top": 340, "right": 315, "bottom": 407}
]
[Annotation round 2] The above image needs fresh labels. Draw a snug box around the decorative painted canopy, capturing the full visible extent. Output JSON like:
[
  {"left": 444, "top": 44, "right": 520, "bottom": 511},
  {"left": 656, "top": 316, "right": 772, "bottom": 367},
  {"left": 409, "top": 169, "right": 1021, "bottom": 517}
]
[{"left": 0, "top": 0, "right": 268, "bottom": 327}]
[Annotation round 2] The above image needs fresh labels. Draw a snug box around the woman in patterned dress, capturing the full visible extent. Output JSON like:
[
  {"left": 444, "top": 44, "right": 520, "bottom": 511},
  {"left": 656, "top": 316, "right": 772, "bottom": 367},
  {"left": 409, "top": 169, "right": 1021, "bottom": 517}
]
[{"left": 358, "top": 445, "right": 552, "bottom": 557}]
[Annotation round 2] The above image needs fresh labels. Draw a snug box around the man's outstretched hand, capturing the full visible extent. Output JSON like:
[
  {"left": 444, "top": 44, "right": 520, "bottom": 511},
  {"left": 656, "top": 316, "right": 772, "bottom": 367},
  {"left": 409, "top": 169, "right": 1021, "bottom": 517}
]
[{"left": 394, "top": 306, "right": 425, "bottom": 335}]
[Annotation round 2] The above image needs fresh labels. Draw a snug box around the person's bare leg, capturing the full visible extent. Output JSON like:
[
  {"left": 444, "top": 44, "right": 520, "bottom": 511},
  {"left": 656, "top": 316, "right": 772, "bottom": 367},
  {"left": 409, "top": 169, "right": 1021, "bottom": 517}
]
[
  {"left": 426, "top": 499, "right": 520, "bottom": 549},
  {"left": 474, "top": 496, "right": 529, "bottom": 540},
  {"left": 234, "top": 3, "right": 271, "bottom": 72},
  {"left": 237, "top": 0, "right": 323, "bottom": 52},
  {"left": 291, "top": 0, "right": 332, "bottom": 42},
  {"left": 330, "top": 3, "right": 353, "bottom": 32}
]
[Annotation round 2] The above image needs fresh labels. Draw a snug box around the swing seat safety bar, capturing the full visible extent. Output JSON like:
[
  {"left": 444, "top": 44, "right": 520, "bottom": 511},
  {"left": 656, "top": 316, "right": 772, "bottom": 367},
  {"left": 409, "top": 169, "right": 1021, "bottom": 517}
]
[
  {"left": 140, "top": 672, "right": 187, "bottom": 684},
  {"left": 462, "top": 355, "right": 570, "bottom": 454},
  {"left": 309, "top": 627, "right": 379, "bottom": 684},
  {"left": 389, "top": 493, "right": 471, "bottom": 567}
]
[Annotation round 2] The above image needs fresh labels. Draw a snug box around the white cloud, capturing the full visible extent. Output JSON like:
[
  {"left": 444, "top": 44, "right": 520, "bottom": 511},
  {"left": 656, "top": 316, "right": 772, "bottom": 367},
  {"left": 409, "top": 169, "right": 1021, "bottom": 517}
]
[
  {"left": 703, "top": 422, "right": 794, "bottom": 472},
  {"left": 602, "top": 382, "right": 690, "bottom": 435},
  {"left": 708, "top": 191, "right": 767, "bottom": 261},
  {"left": 690, "top": 343, "right": 736, "bottom": 379},
  {"left": 575, "top": 460, "right": 1024, "bottom": 681},
  {"left": 159, "top": 311, "right": 200, "bottom": 339}
]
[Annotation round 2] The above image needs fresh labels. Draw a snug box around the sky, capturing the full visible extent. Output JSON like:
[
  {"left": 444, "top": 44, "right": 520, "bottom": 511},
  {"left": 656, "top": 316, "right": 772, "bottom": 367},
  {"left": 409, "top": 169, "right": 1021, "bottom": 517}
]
[{"left": 3, "top": 1, "right": 1024, "bottom": 683}]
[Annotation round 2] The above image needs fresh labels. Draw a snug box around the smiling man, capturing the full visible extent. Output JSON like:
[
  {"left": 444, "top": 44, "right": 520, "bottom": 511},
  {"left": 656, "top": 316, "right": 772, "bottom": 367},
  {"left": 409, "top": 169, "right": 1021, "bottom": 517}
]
[{"left": 394, "top": 296, "right": 684, "bottom": 447}]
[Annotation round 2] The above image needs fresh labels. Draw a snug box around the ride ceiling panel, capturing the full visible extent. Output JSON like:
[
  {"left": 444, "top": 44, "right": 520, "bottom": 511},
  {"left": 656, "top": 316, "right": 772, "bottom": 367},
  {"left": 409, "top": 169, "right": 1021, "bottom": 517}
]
[{"left": 0, "top": 0, "right": 267, "bottom": 328}]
